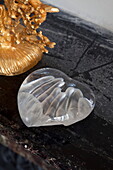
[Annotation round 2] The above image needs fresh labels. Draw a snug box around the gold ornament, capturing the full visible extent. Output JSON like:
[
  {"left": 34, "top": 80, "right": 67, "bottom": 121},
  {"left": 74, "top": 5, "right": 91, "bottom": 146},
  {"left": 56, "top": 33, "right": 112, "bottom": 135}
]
[{"left": 0, "top": 0, "right": 59, "bottom": 76}]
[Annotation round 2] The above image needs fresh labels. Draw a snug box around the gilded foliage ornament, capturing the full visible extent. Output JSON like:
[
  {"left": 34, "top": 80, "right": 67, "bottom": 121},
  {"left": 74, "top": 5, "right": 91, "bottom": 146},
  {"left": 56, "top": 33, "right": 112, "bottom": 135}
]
[{"left": 0, "top": 0, "right": 59, "bottom": 75}]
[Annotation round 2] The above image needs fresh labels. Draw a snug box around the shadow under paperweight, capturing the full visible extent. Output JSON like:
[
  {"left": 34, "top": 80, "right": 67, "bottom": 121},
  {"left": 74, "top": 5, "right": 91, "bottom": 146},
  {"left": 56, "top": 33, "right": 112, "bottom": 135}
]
[{"left": 17, "top": 68, "right": 95, "bottom": 127}]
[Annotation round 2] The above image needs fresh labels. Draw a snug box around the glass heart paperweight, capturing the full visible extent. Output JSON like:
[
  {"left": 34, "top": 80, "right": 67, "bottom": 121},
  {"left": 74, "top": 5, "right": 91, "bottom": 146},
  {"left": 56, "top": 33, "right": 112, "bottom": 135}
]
[{"left": 17, "top": 68, "right": 95, "bottom": 127}]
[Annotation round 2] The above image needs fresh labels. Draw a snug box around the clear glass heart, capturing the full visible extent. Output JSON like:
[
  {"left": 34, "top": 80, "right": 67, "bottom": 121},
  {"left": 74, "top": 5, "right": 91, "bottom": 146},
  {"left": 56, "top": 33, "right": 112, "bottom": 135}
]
[{"left": 17, "top": 68, "right": 95, "bottom": 127}]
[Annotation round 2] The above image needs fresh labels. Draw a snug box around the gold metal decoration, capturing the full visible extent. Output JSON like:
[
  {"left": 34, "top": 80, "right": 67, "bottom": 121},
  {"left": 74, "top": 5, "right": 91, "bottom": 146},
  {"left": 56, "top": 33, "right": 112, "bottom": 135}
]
[{"left": 0, "top": 0, "right": 59, "bottom": 76}]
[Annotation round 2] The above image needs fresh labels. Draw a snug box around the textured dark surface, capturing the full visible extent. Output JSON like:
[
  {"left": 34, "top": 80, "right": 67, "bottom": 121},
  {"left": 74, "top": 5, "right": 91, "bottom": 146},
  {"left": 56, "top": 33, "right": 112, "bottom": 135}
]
[
  {"left": 0, "top": 6, "right": 113, "bottom": 170},
  {"left": 0, "top": 144, "right": 42, "bottom": 170}
]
